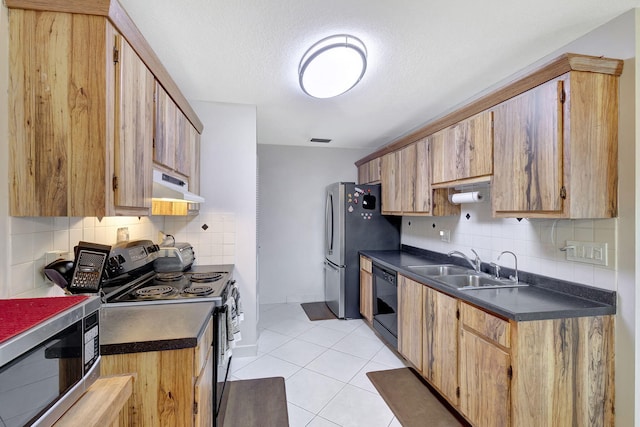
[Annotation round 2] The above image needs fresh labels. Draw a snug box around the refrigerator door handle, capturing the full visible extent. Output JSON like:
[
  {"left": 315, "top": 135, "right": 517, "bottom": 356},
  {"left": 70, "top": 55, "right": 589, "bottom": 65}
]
[
  {"left": 324, "top": 260, "right": 339, "bottom": 271},
  {"left": 325, "top": 192, "right": 334, "bottom": 255}
]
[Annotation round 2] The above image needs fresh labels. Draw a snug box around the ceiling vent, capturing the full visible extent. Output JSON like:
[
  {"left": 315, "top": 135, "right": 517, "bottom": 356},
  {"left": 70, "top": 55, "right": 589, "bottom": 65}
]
[{"left": 310, "top": 138, "right": 332, "bottom": 143}]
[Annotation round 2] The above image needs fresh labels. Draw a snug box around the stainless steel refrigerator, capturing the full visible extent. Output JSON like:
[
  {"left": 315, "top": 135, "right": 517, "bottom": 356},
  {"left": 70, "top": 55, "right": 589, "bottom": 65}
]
[{"left": 324, "top": 182, "right": 401, "bottom": 319}]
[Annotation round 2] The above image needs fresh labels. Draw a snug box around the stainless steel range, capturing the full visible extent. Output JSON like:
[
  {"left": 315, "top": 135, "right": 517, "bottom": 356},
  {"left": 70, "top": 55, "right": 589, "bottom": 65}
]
[{"left": 93, "top": 240, "right": 234, "bottom": 427}]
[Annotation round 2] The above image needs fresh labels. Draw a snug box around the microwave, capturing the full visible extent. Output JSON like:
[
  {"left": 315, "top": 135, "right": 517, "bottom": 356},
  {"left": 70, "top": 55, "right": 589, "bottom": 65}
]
[{"left": 0, "top": 297, "right": 101, "bottom": 426}]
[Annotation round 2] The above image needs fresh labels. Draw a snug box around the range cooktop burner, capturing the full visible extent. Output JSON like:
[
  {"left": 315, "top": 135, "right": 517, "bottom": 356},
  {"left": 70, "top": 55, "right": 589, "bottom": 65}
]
[
  {"left": 190, "top": 272, "right": 223, "bottom": 283},
  {"left": 183, "top": 285, "right": 214, "bottom": 296},
  {"left": 135, "top": 285, "right": 178, "bottom": 299},
  {"left": 156, "top": 272, "right": 185, "bottom": 282}
]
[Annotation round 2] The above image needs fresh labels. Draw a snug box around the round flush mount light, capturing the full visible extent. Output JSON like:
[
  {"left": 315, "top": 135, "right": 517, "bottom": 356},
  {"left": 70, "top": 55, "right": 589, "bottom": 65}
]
[{"left": 298, "top": 34, "right": 367, "bottom": 99}]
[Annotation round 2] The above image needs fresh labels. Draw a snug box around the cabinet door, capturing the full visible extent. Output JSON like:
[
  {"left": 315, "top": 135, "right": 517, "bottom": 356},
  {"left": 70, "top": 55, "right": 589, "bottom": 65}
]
[
  {"left": 154, "top": 82, "right": 178, "bottom": 170},
  {"left": 430, "top": 128, "right": 457, "bottom": 184},
  {"left": 456, "top": 110, "right": 493, "bottom": 180},
  {"left": 459, "top": 328, "right": 511, "bottom": 427},
  {"left": 400, "top": 143, "right": 417, "bottom": 212},
  {"left": 358, "top": 164, "right": 369, "bottom": 185},
  {"left": 492, "top": 78, "right": 564, "bottom": 215},
  {"left": 194, "top": 348, "right": 214, "bottom": 427},
  {"left": 113, "top": 33, "right": 154, "bottom": 211},
  {"left": 398, "top": 275, "right": 423, "bottom": 371},
  {"left": 423, "top": 287, "right": 458, "bottom": 404},
  {"left": 359, "top": 269, "right": 373, "bottom": 323},
  {"left": 381, "top": 151, "right": 402, "bottom": 214},
  {"left": 368, "top": 158, "right": 381, "bottom": 183},
  {"left": 413, "top": 137, "right": 431, "bottom": 214},
  {"left": 175, "top": 111, "right": 192, "bottom": 177}
]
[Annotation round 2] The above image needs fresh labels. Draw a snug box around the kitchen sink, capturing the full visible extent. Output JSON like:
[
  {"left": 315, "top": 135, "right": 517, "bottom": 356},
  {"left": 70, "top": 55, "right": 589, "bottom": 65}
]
[
  {"left": 405, "top": 264, "right": 470, "bottom": 276},
  {"left": 435, "top": 274, "right": 529, "bottom": 290}
]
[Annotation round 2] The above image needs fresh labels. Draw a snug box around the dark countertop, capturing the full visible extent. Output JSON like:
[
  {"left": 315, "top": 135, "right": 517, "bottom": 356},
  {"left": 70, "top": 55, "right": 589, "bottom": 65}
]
[
  {"left": 361, "top": 248, "right": 616, "bottom": 321},
  {"left": 100, "top": 301, "right": 215, "bottom": 355}
]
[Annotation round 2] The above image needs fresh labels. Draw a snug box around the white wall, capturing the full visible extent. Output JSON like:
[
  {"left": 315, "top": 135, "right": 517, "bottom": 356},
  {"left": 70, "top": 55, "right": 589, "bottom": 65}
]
[
  {"left": 192, "top": 101, "right": 258, "bottom": 357},
  {"left": 257, "top": 145, "right": 370, "bottom": 304}
]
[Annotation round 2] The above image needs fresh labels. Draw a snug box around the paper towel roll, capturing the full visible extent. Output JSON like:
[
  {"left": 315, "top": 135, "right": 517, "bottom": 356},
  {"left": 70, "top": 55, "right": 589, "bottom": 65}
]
[{"left": 449, "top": 191, "right": 483, "bottom": 204}]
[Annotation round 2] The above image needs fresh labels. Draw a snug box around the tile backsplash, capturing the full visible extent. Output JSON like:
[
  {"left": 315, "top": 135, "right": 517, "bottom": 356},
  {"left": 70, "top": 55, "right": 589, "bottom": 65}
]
[
  {"left": 7, "top": 213, "right": 236, "bottom": 298},
  {"left": 401, "top": 189, "right": 617, "bottom": 292},
  {"left": 163, "top": 212, "right": 236, "bottom": 266}
]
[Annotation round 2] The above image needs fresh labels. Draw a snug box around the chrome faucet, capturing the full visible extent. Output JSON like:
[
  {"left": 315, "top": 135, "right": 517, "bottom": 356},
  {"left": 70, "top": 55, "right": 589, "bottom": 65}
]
[
  {"left": 497, "top": 251, "right": 518, "bottom": 283},
  {"left": 448, "top": 249, "right": 481, "bottom": 273}
]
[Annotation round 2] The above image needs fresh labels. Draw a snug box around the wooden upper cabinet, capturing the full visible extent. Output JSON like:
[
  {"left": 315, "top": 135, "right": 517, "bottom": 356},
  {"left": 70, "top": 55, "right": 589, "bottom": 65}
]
[
  {"left": 402, "top": 139, "right": 431, "bottom": 214},
  {"left": 492, "top": 79, "right": 563, "bottom": 215},
  {"left": 381, "top": 138, "right": 433, "bottom": 216},
  {"left": 400, "top": 143, "right": 418, "bottom": 212},
  {"left": 430, "top": 128, "right": 457, "bottom": 184},
  {"left": 9, "top": 10, "right": 150, "bottom": 216},
  {"left": 113, "top": 33, "right": 154, "bottom": 212},
  {"left": 492, "top": 71, "right": 618, "bottom": 218},
  {"left": 431, "top": 110, "right": 492, "bottom": 186},
  {"left": 456, "top": 110, "right": 493, "bottom": 180},
  {"left": 154, "top": 82, "right": 192, "bottom": 178},
  {"left": 8, "top": 1, "right": 203, "bottom": 217},
  {"left": 381, "top": 151, "right": 402, "bottom": 214},
  {"left": 358, "top": 158, "right": 381, "bottom": 184}
]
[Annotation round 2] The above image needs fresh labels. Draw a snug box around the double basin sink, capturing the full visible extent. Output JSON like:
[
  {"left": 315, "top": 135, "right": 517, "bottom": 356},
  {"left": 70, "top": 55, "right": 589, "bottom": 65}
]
[{"left": 405, "top": 264, "right": 528, "bottom": 291}]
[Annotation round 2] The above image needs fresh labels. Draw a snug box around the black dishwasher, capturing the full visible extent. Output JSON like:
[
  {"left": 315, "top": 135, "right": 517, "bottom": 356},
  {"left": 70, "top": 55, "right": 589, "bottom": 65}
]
[{"left": 372, "top": 263, "right": 398, "bottom": 348}]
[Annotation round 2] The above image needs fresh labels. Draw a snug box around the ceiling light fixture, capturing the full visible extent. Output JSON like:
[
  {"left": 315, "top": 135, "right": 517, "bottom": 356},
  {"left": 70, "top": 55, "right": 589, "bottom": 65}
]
[{"left": 299, "top": 34, "right": 367, "bottom": 99}]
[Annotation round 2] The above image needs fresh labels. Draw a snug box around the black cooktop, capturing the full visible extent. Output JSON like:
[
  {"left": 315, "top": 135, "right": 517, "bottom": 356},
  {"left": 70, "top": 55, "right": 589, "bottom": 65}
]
[{"left": 101, "top": 266, "right": 231, "bottom": 306}]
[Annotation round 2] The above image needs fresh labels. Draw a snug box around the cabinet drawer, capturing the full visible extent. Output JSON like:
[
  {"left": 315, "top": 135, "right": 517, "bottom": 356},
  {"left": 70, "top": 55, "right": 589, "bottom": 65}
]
[
  {"left": 460, "top": 303, "right": 510, "bottom": 348},
  {"left": 195, "top": 317, "right": 214, "bottom": 374},
  {"left": 360, "top": 256, "right": 372, "bottom": 273}
]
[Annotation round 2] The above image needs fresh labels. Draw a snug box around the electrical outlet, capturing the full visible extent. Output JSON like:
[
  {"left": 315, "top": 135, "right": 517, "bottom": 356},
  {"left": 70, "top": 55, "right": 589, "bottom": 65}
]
[
  {"left": 45, "top": 250, "right": 71, "bottom": 264},
  {"left": 565, "top": 241, "right": 608, "bottom": 266},
  {"left": 117, "top": 227, "right": 129, "bottom": 242},
  {"left": 439, "top": 230, "right": 450, "bottom": 243}
]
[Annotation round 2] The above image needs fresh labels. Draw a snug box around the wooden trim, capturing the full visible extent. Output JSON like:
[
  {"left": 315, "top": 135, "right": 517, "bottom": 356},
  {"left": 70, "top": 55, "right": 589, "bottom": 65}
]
[
  {"left": 354, "top": 53, "right": 623, "bottom": 166},
  {"left": 53, "top": 375, "right": 133, "bottom": 427},
  {"left": 6, "top": 0, "right": 204, "bottom": 133},
  {"left": 431, "top": 175, "right": 491, "bottom": 189}
]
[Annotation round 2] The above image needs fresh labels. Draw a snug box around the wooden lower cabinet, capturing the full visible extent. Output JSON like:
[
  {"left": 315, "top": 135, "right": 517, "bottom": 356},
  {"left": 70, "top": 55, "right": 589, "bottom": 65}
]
[
  {"left": 397, "top": 275, "right": 423, "bottom": 370},
  {"left": 459, "top": 327, "right": 511, "bottom": 427},
  {"left": 101, "top": 318, "right": 214, "bottom": 426},
  {"left": 392, "top": 279, "right": 614, "bottom": 427},
  {"left": 510, "top": 316, "right": 615, "bottom": 427},
  {"left": 423, "top": 287, "right": 458, "bottom": 405},
  {"left": 359, "top": 256, "right": 373, "bottom": 323}
]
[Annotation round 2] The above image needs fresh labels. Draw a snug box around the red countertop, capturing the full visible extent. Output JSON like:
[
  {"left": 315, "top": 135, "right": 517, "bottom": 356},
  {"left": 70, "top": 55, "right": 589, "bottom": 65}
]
[{"left": 0, "top": 296, "right": 88, "bottom": 344}]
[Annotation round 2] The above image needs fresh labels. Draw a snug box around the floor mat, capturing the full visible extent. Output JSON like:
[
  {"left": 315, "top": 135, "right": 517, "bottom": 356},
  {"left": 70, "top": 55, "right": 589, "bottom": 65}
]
[
  {"left": 301, "top": 301, "right": 337, "bottom": 321},
  {"left": 221, "top": 377, "right": 289, "bottom": 427},
  {"left": 367, "top": 368, "right": 469, "bottom": 427}
]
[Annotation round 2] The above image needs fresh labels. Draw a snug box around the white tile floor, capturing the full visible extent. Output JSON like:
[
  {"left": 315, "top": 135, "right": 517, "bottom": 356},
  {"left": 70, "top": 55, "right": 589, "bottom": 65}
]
[{"left": 229, "top": 303, "right": 407, "bottom": 427}]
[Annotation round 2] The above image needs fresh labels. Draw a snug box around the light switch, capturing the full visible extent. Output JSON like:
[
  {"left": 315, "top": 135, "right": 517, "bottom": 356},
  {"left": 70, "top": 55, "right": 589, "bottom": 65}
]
[
  {"left": 565, "top": 240, "right": 608, "bottom": 266},
  {"left": 439, "top": 230, "right": 450, "bottom": 242}
]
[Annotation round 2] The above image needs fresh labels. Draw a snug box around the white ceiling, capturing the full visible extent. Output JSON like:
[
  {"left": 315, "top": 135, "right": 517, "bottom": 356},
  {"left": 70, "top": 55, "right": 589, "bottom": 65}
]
[{"left": 119, "top": 0, "right": 639, "bottom": 151}]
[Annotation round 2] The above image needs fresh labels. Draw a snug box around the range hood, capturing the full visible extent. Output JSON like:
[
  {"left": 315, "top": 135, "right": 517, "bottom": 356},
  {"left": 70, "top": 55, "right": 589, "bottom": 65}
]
[{"left": 152, "top": 170, "right": 204, "bottom": 203}]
